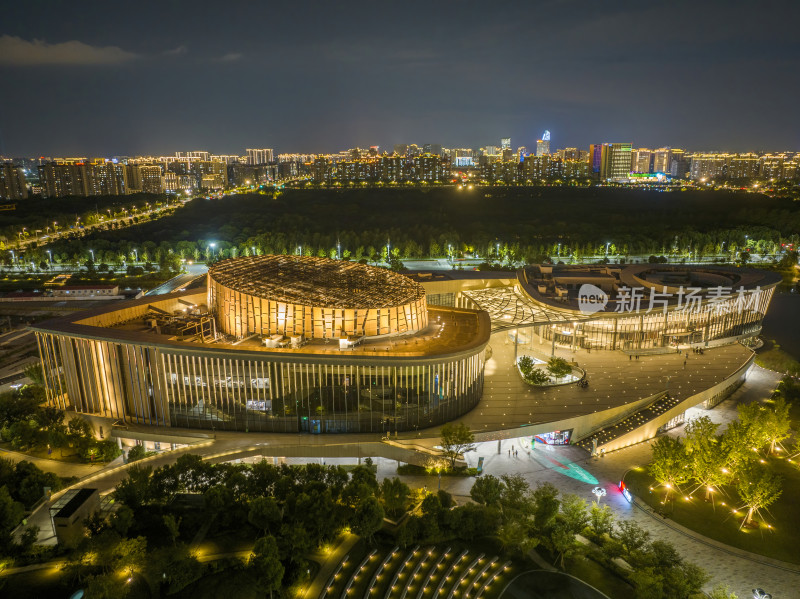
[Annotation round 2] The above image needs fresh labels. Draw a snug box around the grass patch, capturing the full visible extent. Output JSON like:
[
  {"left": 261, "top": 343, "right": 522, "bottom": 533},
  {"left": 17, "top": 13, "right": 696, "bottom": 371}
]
[
  {"left": 565, "top": 555, "right": 634, "bottom": 598},
  {"left": 624, "top": 459, "right": 800, "bottom": 564},
  {"left": 755, "top": 339, "right": 800, "bottom": 375}
]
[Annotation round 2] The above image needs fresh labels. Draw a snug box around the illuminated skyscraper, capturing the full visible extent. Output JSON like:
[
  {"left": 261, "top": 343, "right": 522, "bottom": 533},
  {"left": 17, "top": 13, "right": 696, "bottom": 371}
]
[
  {"left": 591, "top": 143, "right": 632, "bottom": 180},
  {"left": 0, "top": 164, "right": 28, "bottom": 199},
  {"left": 246, "top": 148, "right": 274, "bottom": 165},
  {"left": 500, "top": 138, "right": 511, "bottom": 150},
  {"left": 536, "top": 130, "right": 551, "bottom": 157}
]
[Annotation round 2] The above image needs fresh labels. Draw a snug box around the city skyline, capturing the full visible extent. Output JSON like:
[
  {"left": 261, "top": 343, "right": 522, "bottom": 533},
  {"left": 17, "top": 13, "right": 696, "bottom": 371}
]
[{"left": 1, "top": 0, "right": 799, "bottom": 156}]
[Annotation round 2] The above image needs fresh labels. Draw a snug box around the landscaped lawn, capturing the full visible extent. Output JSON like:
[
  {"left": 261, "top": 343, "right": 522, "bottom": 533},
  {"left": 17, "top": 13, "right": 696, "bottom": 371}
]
[{"left": 624, "top": 458, "right": 800, "bottom": 564}]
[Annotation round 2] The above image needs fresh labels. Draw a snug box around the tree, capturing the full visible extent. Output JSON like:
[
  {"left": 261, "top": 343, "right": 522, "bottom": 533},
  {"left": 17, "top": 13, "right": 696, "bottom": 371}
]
[
  {"left": 0, "top": 485, "right": 25, "bottom": 545},
  {"left": 439, "top": 422, "right": 476, "bottom": 468},
  {"left": 127, "top": 445, "right": 147, "bottom": 462},
  {"left": 497, "top": 520, "right": 536, "bottom": 554},
  {"left": 470, "top": 475, "right": 505, "bottom": 507},
  {"left": 684, "top": 416, "right": 729, "bottom": 501},
  {"left": 559, "top": 494, "right": 589, "bottom": 534},
  {"left": 350, "top": 496, "right": 384, "bottom": 542},
  {"left": 648, "top": 436, "right": 689, "bottom": 501},
  {"left": 546, "top": 357, "right": 572, "bottom": 380},
  {"left": 248, "top": 497, "right": 281, "bottom": 535},
  {"left": 762, "top": 397, "right": 792, "bottom": 455},
  {"left": 683, "top": 416, "right": 718, "bottom": 455},
  {"left": 379, "top": 477, "right": 410, "bottom": 518},
  {"left": 588, "top": 502, "right": 614, "bottom": 537},
  {"left": 163, "top": 513, "right": 181, "bottom": 545},
  {"left": 517, "top": 355, "right": 534, "bottom": 377},
  {"left": 709, "top": 583, "right": 738, "bottom": 599},
  {"left": 531, "top": 482, "right": 560, "bottom": 534},
  {"left": 23, "top": 363, "right": 44, "bottom": 385},
  {"left": 113, "top": 464, "right": 153, "bottom": 509},
  {"left": 249, "top": 536, "right": 284, "bottom": 598},
  {"left": 550, "top": 521, "right": 581, "bottom": 568},
  {"left": 736, "top": 464, "right": 782, "bottom": 527},
  {"left": 528, "top": 369, "right": 551, "bottom": 385},
  {"left": 615, "top": 519, "right": 650, "bottom": 558}
]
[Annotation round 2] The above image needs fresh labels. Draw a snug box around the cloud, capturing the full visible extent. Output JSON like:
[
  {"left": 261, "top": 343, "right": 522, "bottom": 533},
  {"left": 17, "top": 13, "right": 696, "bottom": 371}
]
[
  {"left": 214, "top": 52, "right": 243, "bottom": 63},
  {"left": 0, "top": 35, "right": 138, "bottom": 66},
  {"left": 164, "top": 45, "right": 188, "bottom": 56}
]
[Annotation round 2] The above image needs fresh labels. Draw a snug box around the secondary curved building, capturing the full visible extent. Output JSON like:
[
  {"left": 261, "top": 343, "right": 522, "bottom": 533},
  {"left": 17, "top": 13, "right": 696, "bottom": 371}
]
[{"left": 32, "top": 257, "right": 490, "bottom": 434}]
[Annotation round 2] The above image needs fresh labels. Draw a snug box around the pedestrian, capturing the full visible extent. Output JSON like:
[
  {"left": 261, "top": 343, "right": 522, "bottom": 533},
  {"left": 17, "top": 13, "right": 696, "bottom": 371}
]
[
  {"left": 683, "top": 360, "right": 687, "bottom": 369},
  {"left": 508, "top": 449, "right": 510, "bottom": 457},
  {"left": 629, "top": 354, "right": 632, "bottom": 361}
]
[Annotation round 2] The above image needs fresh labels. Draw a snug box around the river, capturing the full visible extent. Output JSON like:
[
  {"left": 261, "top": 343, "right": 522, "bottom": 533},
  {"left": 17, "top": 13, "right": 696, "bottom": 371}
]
[{"left": 761, "top": 290, "right": 800, "bottom": 359}]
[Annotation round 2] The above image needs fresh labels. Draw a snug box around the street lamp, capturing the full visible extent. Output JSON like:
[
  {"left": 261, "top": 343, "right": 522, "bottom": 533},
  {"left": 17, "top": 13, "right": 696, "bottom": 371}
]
[
  {"left": 89, "top": 249, "right": 95, "bottom": 262},
  {"left": 133, "top": 248, "right": 138, "bottom": 262},
  {"left": 592, "top": 486, "right": 607, "bottom": 504},
  {"left": 251, "top": 246, "right": 256, "bottom": 257},
  {"left": 46, "top": 250, "right": 52, "bottom": 265}
]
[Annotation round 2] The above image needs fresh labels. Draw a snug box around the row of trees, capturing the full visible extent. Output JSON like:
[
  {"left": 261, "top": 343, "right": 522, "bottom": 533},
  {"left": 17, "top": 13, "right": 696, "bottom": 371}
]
[
  {"left": 648, "top": 386, "right": 795, "bottom": 527},
  {"left": 22, "top": 188, "right": 800, "bottom": 273}
]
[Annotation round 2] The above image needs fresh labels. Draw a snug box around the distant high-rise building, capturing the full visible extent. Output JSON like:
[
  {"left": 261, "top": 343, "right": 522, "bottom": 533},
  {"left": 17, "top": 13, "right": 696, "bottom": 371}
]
[
  {"left": 669, "top": 149, "right": 690, "bottom": 179},
  {"left": 653, "top": 148, "right": 672, "bottom": 173},
  {"left": 0, "top": 164, "right": 28, "bottom": 199},
  {"left": 246, "top": 149, "right": 274, "bottom": 165},
  {"left": 558, "top": 148, "right": 580, "bottom": 161},
  {"left": 536, "top": 131, "right": 551, "bottom": 157},
  {"left": 631, "top": 149, "right": 653, "bottom": 174},
  {"left": 500, "top": 138, "right": 511, "bottom": 150},
  {"left": 594, "top": 143, "right": 633, "bottom": 180},
  {"left": 138, "top": 165, "right": 165, "bottom": 194},
  {"left": 423, "top": 143, "right": 443, "bottom": 156},
  {"left": 393, "top": 144, "right": 408, "bottom": 157},
  {"left": 38, "top": 162, "right": 90, "bottom": 198},
  {"left": 484, "top": 145, "right": 499, "bottom": 156},
  {"left": 90, "top": 162, "right": 128, "bottom": 195},
  {"left": 176, "top": 151, "right": 210, "bottom": 161}
]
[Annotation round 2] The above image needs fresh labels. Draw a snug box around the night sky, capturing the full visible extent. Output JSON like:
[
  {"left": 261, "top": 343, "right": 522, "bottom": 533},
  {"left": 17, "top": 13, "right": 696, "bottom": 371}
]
[{"left": 1, "top": 0, "right": 798, "bottom": 156}]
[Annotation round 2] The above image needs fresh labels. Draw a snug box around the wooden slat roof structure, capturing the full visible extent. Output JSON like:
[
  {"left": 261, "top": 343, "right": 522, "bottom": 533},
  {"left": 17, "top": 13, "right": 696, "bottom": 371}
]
[{"left": 209, "top": 255, "right": 425, "bottom": 309}]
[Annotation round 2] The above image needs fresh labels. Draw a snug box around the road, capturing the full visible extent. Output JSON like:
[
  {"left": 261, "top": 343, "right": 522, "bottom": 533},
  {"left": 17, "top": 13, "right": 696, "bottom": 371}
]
[{"left": 145, "top": 263, "right": 208, "bottom": 295}]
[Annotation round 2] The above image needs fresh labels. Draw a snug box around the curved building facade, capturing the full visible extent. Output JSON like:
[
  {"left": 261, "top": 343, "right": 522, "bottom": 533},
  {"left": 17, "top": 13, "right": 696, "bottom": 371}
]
[
  {"left": 33, "top": 258, "right": 489, "bottom": 434},
  {"left": 209, "top": 255, "right": 427, "bottom": 339}
]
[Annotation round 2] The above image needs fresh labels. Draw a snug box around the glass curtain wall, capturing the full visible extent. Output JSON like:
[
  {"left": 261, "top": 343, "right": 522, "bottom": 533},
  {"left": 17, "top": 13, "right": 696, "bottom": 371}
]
[{"left": 35, "top": 332, "right": 485, "bottom": 434}]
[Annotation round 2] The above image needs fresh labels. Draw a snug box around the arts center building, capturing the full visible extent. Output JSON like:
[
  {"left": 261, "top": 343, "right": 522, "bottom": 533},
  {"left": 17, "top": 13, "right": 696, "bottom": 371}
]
[{"left": 32, "top": 258, "right": 780, "bottom": 457}]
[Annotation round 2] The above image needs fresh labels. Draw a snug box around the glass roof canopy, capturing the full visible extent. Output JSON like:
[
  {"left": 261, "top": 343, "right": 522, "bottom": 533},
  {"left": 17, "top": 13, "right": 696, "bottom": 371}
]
[{"left": 463, "top": 285, "right": 587, "bottom": 331}]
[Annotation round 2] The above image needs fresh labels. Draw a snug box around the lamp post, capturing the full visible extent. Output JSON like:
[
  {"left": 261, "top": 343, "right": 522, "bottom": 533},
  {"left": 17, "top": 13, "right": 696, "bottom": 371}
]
[
  {"left": 89, "top": 249, "right": 94, "bottom": 262},
  {"left": 592, "top": 486, "right": 607, "bottom": 504},
  {"left": 251, "top": 246, "right": 256, "bottom": 257}
]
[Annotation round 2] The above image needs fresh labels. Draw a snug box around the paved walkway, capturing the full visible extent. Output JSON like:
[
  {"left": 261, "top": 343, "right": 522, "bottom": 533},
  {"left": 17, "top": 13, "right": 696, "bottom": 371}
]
[
  {"left": 303, "top": 533, "right": 359, "bottom": 599},
  {"left": 0, "top": 447, "right": 109, "bottom": 479},
  {"left": 403, "top": 334, "right": 753, "bottom": 444}
]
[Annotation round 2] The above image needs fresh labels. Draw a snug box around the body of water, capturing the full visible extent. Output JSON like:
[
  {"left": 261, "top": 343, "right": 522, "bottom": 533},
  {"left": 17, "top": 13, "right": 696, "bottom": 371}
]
[{"left": 761, "top": 291, "right": 800, "bottom": 359}]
